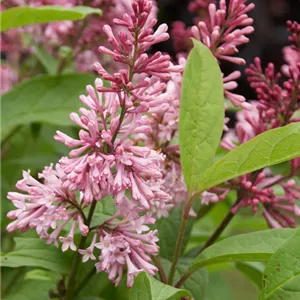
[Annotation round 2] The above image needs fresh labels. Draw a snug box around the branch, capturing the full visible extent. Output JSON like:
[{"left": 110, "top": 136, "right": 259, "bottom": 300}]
[
  {"left": 174, "top": 197, "right": 242, "bottom": 288},
  {"left": 152, "top": 256, "right": 167, "bottom": 284}
]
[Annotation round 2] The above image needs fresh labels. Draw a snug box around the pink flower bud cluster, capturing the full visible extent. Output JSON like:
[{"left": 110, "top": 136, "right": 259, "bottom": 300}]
[
  {"left": 171, "top": 0, "right": 255, "bottom": 110},
  {"left": 231, "top": 175, "right": 300, "bottom": 228},
  {"left": 6, "top": 0, "right": 183, "bottom": 286},
  {"left": 209, "top": 21, "right": 300, "bottom": 228},
  {"left": 245, "top": 59, "right": 300, "bottom": 126},
  {"left": 287, "top": 20, "right": 300, "bottom": 47}
]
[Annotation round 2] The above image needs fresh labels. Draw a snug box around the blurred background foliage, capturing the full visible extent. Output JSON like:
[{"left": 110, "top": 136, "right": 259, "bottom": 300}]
[{"left": 1, "top": 0, "right": 299, "bottom": 299}]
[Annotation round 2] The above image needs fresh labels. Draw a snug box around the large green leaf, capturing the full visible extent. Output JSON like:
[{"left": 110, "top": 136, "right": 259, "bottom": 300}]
[
  {"left": 1, "top": 237, "right": 71, "bottom": 273},
  {"left": 179, "top": 39, "right": 224, "bottom": 192},
  {"left": 3, "top": 279, "right": 55, "bottom": 300},
  {"left": 260, "top": 228, "right": 300, "bottom": 300},
  {"left": 155, "top": 208, "right": 194, "bottom": 260},
  {"left": 1, "top": 6, "right": 102, "bottom": 32},
  {"left": 197, "top": 123, "right": 300, "bottom": 192},
  {"left": 236, "top": 262, "right": 264, "bottom": 290},
  {"left": 190, "top": 229, "right": 295, "bottom": 273},
  {"left": 204, "top": 272, "right": 234, "bottom": 300},
  {"left": 1, "top": 73, "right": 96, "bottom": 138},
  {"left": 129, "top": 272, "right": 191, "bottom": 300}
]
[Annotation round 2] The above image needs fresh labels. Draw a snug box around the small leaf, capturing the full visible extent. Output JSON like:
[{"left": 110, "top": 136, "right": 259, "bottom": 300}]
[
  {"left": 260, "top": 228, "right": 300, "bottom": 300},
  {"left": 1, "top": 73, "right": 96, "bottom": 138},
  {"left": 190, "top": 229, "right": 295, "bottom": 273},
  {"left": 129, "top": 272, "right": 191, "bottom": 300},
  {"left": 197, "top": 123, "right": 300, "bottom": 192},
  {"left": 34, "top": 45, "right": 58, "bottom": 75},
  {"left": 1, "top": 6, "right": 102, "bottom": 32},
  {"left": 179, "top": 39, "right": 224, "bottom": 192},
  {"left": 1, "top": 237, "right": 71, "bottom": 273},
  {"left": 155, "top": 208, "right": 194, "bottom": 260}
]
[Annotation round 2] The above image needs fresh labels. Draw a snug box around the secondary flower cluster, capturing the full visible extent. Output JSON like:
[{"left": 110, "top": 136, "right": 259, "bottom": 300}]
[
  {"left": 6, "top": 0, "right": 182, "bottom": 287},
  {"left": 172, "top": 0, "right": 255, "bottom": 110},
  {"left": 212, "top": 21, "right": 300, "bottom": 228}
]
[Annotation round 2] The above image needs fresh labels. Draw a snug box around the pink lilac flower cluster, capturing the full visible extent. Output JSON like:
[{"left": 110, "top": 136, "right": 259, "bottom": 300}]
[
  {"left": 213, "top": 21, "right": 300, "bottom": 228},
  {"left": 6, "top": 0, "right": 183, "bottom": 287},
  {"left": 171, "top": 0, "right": 255, "bottom": 110},
  {"left": 1, "top": 0, "right": 156, "bottom": 92}
]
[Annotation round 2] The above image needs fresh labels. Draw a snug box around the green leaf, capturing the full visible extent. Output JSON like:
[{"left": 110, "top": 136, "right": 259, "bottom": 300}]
[
  {"left": 34, "top": 45, "right": 58, "bottom": 75},
  {"left": 179, "top": 39, "right": 224, "bottom": 192},
  {"left": 1, "top": 6, "right": 102, "bottom": 32},
  {"left": 129, "top": 272, "right": 192, "bottom": 300},
  {"left": 3, "top": 279, "right": 55, "bottom": 300},
  {"left": 197, "top": 123, "right": 300, "bottom": 192},
  {"left": 1, "top": 73, "right": 96, "bottom": 138},
  {"left": 260, "top": 228, "right": 300, "bottom": 299},
  {"left": 155, "top": 208, "right": 194, "bottom": 260},
  {"left": 204, "top": 272, "right": 234, "bottom": 300},
  {"left": 1, "top": 237, "right": 71, "bottom": 273},
  {"left": 236, "top": 262, "right": 264, "bottom": 290},
  {"left": 190, "top": 229, "right": 295, "bottom": 273}
]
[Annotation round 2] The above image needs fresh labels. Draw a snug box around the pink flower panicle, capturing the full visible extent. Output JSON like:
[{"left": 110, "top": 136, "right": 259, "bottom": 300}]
[
  {"left": 6, "top": 164, "right": 87, "bottom": 244},
  {"left": 287, "top": 20, "right": 300, "bottom": 48},
  {"left": 192, "top": 0, "right": 254, "bottom": 109},
  {"left": 215, "top": 20, "right": 300, "bottom": 228},
  {"left": 171, "top": 0, "right": 255, "bottom": 110},
  {"left": 7, "top": 0, "right": 183, "bottom": 287},
  {"left": 231, "top": 174, "right": 300, "bottom": 229}
]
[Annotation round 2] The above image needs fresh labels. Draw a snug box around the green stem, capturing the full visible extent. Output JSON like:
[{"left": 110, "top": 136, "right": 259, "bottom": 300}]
[
  {"left": 57, "top": 17, "right": 89, "bottom": 74},
  {"left": 174, "top": 197, "right": 242, "bottom": 288},
  {"left": 168, "top": 217, "right": 188, "bottom": 285},
  {"left": 65, "top": 200, "right": 97, "bottom": 300},
  {"left": 111, "top": 107, "right": 127, "bottom": 145},
  {"left": 195, "top": 200, "right": 239, "bottom": 257},
  {"left": 73, "top": 267, "right": 96, "bottom": 296},
  {"left": 168, "top": 193, "right": 197, "bottom": 285}
]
